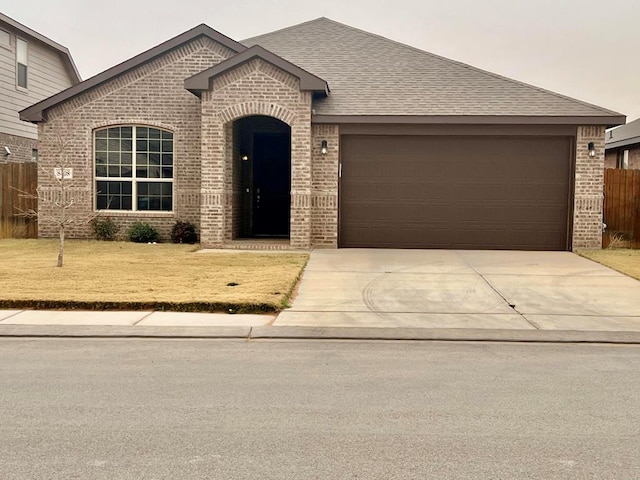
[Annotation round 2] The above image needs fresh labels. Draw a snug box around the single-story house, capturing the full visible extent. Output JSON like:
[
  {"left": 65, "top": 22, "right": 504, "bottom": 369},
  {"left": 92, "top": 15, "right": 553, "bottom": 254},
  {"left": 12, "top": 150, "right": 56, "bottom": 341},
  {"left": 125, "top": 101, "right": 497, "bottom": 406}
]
[
  {"left": 20, "top": 18, "right": 625, "bottom": 251},
  {"left": 605, "top": 117, "right": 640, "bottom": 169}
]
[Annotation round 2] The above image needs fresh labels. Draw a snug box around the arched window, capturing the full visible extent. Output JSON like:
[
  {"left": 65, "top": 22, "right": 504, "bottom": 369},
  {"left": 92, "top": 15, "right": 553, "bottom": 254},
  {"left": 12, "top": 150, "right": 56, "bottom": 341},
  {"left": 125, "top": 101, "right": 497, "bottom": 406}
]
[{"left": 94, "top": 126, "right": 173, "bottom": 211}]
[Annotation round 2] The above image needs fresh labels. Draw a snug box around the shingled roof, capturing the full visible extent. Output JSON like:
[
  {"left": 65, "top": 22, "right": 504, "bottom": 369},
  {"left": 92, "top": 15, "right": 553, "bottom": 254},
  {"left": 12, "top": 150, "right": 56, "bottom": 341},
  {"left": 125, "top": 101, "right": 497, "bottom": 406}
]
[
  {"left": 606, "top": 118, "right": 640, "bottom": 149},
  {"left": 243, "top": 18, "right": 624, "bottom": 123}
]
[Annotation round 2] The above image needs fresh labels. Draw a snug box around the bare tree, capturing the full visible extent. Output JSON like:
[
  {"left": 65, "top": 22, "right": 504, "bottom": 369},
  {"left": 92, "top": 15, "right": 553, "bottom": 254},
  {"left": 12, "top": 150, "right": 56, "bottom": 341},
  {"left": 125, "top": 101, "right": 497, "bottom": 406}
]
[{"left": 16, "top": 132, "right": 94, "bottom": 267}]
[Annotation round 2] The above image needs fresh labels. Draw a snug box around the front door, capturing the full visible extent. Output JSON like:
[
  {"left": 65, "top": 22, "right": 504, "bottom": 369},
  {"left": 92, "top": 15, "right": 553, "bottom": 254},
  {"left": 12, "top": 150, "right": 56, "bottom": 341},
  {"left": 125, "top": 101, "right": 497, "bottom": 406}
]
[{"left": 252, "top": 133, "right": 291, "bottom": 236}]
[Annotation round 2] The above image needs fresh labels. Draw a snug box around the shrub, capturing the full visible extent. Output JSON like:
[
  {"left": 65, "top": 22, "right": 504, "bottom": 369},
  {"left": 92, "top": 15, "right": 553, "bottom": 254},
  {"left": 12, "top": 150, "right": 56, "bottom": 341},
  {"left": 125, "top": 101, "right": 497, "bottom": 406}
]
[
  {"left": 127, "top": 222, "right": 160, "bottom": 243},
  {"left": 170, "top": 220, "right": 198, "bottom": 244},
  {"left": 90, "top": 216, "right": 119, "bottom": 241}
]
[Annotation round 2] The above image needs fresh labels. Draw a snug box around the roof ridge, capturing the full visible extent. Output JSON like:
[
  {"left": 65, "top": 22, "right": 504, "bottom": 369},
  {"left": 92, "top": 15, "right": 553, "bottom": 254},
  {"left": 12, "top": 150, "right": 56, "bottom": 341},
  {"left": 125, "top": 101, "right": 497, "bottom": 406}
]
[
  {"left": 241, "top": 17, "right": 329, "bottom": 44},
  {"left": 261, "top": 17, "right": 623, "bottom": 118}
]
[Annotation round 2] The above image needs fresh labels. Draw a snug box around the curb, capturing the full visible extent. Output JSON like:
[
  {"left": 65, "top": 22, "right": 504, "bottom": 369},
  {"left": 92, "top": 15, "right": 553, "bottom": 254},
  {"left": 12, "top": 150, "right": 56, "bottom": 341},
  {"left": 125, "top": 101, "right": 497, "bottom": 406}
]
[{"left": 1, "top": 324, "right": 640, "bottom": 344}]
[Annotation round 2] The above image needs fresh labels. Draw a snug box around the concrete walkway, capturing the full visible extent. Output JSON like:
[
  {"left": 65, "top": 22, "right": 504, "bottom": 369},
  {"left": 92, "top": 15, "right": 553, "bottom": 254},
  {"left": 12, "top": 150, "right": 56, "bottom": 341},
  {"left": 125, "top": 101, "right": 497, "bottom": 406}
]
[{"left": 1, "top": 249, "right": 639, "bottom": 343}]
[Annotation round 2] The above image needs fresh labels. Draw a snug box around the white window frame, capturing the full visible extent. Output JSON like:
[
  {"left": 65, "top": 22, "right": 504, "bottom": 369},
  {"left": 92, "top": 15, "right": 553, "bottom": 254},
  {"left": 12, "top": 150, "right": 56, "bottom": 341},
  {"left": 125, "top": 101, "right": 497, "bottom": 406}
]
[
  {"left": 16, "top": 37, "right": 28, "bottom": 90},
  {"left": 94, "top": 125, "right": 175, "bottom": 213}
]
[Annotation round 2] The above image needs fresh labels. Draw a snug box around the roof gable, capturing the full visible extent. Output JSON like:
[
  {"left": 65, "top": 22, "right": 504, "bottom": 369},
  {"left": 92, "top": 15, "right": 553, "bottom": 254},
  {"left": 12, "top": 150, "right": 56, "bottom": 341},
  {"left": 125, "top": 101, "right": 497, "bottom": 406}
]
[
  {"left": 20, "top": 24, "right": 246, "bottom": 123},
  {"left": 0, "top": 12, "right": 81, "bottom": 84},
  {"left": 185, "top": 45, "right": 328, "bottom": 96},
  {"left": 243, "top": 18, "right": 624, "bottom": 124}
]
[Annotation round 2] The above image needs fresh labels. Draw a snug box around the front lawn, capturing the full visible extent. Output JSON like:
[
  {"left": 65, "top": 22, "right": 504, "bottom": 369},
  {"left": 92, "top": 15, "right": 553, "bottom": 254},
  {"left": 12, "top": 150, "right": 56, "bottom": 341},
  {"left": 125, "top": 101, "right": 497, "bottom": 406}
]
[
  {"left": 0, "top": 240, "right": 308, "bottom": 312},
  {"left": 578, "top": 249, "right": 640, "bottom": 281}
]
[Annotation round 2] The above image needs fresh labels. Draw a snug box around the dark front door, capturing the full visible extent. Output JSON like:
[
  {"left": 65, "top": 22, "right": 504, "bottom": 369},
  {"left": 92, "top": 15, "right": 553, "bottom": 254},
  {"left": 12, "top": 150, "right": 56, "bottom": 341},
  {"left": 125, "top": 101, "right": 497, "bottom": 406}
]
[{"left": 253, "top": 133, "right": 291, "bottom": 236}]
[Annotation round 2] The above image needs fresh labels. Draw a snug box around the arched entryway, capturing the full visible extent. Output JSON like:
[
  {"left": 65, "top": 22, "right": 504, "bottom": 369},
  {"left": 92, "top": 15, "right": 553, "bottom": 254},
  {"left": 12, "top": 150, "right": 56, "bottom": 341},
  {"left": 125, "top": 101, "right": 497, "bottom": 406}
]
[{"left": 232, "top": 115, "right": 292, "bottom": 239}]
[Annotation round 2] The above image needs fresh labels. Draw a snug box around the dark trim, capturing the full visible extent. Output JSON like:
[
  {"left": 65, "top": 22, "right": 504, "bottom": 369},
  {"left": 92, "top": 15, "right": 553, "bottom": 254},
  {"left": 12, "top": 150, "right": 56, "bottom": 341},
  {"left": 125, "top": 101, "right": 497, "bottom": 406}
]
[
  {"left": 185, "top": 45, "right": 328, "bottom": 95},
  {"left": 313, "top": 114, "right": 626, "bottom": 127},
  {"left": 0, "top": 12, "right": 81, "bottom": 83},
  {"left": 605, "top": 136, "right": 640, "bottom": 150},
  {"left": 337, "top": 123, "right": 578, "bottom": 136},
  {"left": 20, "top": 24, "right": 247, "bottom": 123}
]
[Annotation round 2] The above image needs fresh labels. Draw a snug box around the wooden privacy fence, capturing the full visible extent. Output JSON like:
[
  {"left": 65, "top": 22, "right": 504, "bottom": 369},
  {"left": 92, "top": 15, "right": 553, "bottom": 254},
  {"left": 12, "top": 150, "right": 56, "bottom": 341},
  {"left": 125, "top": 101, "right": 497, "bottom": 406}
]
[
  {"left": 0, "top": 162, "right": 38, "bottom": 239},
  {"left": 603, "top": 168, "right": 640, "bottom": 249}
]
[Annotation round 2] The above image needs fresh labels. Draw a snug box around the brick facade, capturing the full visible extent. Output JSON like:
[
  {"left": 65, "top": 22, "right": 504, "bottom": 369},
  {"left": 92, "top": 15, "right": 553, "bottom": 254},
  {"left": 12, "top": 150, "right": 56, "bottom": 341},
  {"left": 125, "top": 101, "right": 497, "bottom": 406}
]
[
  {"left": 605, "top": 145, "right": 640, "bottom": 170},
  {"left": 37, "top": 37, "right": 235, "bottom": 239},
  {"left": 199, "top": 58, "right": 313, "bottom": 248},
  {"left": 572, "top": 126, "right": 606, "bottom": 249},
  {"left": 0, "top": 132, "right": 37, "bottom": 164},
  {"left": 31, "top": 34, "right": 607, "bottom": 251}
]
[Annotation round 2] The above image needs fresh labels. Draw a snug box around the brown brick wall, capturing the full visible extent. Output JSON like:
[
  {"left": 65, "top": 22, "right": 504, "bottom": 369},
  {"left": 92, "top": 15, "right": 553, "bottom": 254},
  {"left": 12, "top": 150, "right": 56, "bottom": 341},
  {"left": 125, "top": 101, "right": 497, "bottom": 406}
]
[
  {"left": 605, "top": 145, "right": 640, "bottom": 169},
  {"left": 572, "top": 125, "right": 605, "bottom": 250},
  {"left": 311, "top": 125, "right": 339, "bottom": 246},
  {"left": 36, "top": 37, "right": 235, "bottom": 240},
  {"left": 0, "top": 132, "right": 37, "bottom": 164},
  {"left": 199, "top": 58, "right": 313, "bottom": 248}
]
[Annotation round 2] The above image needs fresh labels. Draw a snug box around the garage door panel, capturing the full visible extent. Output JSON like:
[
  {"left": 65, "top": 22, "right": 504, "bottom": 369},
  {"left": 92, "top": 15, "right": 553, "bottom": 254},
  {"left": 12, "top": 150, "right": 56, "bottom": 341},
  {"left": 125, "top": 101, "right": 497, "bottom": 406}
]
[{"left": 340, "top": 135, "right": 571, "bottom": 250}]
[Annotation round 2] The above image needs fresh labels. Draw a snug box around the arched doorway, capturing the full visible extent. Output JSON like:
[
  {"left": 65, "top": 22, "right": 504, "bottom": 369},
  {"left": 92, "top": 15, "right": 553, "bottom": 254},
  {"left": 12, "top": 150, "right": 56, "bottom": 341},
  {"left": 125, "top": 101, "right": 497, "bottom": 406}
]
[{"left": 232, "top": 115, "right": 291, "bottom": 239}]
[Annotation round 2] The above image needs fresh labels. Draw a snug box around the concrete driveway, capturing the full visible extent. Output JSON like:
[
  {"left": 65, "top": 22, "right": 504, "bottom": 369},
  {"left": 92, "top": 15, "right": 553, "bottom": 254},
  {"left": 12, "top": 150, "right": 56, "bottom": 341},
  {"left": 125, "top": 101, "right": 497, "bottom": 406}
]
[{"left": 276, "top": 249, "right": 640, "bottom": 331}]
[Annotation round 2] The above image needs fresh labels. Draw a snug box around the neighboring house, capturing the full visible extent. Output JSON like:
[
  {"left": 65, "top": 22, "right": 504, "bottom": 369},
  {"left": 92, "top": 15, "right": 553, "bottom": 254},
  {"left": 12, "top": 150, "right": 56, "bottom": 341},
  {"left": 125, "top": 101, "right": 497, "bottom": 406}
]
[
  {"left": 605, "top": 117, "right": 640, "bottom": 169},
  {"left": 20, "top": 18, "right": 624, "bottom": 251},
  {"left": 0, "top": 12, "right": 80, "bottom": 164}
]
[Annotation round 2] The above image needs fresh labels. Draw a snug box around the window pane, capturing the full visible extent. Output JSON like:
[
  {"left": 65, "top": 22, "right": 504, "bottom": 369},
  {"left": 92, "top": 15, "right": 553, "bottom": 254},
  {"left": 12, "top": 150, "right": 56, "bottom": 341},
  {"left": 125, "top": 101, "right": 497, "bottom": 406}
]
[
  {"left": 96, "top": 152, "right": 107, "bottom": 164},
  {"left": 96, "top": 181, "right": 132, "bottom": 210},
  {"left": 136, "top": 166, "right": 148, "bottom": 178},
  {"left": 162, "top": 131, "right": 172, "bottom": 140},
  {"left": 137, "top": 181, "right": 172, "bottom": 211},
  {"left": 161, "top": 167, "right": 173, "bottom": 178},
  {"left": 148, "top": 166, "right": 160, "bottom": 178},
  {"left": 95, "top": 129, "right": 108, "bottom": 139},
  {"left": 108, "top": 127, "right": 120, "bottom": 138},
  {"left": 162, "top": 154, "right": 173, "bottom": 165},
  {"left": 136, "top": 127, "right": 148, "bottom": 139},
  {"left": 121, "top": 126, "right": 132, "bottom": 138},
  {"left": 162, "top": 140, "right": 173, "bottom": 153},
  {"left": 149, "top": 153, "right": 160, "bottom": 165},
  {"left": 136, "top": 140, "right": 147, "bottom": 151},
  {"left": 96, "top": 139, "right": 108, "bottom": 151},
  {"left": 0, "top": 29, "right": 9, "bottom": 47},
  {"left": 121, "top": 139, "right": 133, "bottom": 152},
  {"left": 96, "top": 166, "right": 107, "bottom": 177},
  {"left": 121, "top": 153, "right": 132, "bottom": 165},
  {"left": 108, "top": 139, "right": 119, "bottom": 150},
  {"left": 149, "top": 140, "right": 160, "bottom": 152},
  {"left": 17, "top": 64, "right": 27, "bottom": 88},
  {"left": 149, "top": 128, "right": 161, "bottom": 139}
]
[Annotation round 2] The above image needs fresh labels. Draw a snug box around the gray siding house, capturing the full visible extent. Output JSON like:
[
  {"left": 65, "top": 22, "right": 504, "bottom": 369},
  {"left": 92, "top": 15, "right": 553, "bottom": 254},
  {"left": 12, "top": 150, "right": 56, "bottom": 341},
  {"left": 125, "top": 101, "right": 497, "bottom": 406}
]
[
  {"left": 0, "top": 12, "right": 80, "bottom": 163},
  {"left": 21, "top": 18, "right": 624, "bottom": 250}
]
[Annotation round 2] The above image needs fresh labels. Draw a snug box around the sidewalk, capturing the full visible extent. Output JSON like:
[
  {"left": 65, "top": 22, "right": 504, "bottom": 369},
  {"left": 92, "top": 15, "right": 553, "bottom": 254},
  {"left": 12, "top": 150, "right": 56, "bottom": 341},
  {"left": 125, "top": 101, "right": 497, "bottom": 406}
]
[{"left": 2, "top": 309, "right": 640, "bottom": 344}]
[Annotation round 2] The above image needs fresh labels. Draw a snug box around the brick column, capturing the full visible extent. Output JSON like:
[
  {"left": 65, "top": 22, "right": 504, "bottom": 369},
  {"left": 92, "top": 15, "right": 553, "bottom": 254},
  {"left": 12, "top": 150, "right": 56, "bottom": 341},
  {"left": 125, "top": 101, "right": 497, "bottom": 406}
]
[
  {"left": 200, "top": 91, "right": 226, "bottom": 247},
  {"left": 289, "top": 93, "right": 312, "bottom": 249},
  {"left": 572, "top": 126, "right": 605, "bottom": 250},
  {"left": 311, "top": 124, "right": 339, "bottom": 247}
]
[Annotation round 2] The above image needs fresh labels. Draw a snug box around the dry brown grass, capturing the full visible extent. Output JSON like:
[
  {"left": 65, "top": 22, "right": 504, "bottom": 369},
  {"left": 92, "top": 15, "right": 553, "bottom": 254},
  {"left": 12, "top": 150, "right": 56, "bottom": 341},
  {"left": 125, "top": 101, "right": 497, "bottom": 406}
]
[
  {"left": 578, "top": 249, "right": 640, "bottom": 281},
  {"left": 0, "top": 239, "right": 308, "bottom": 311}
]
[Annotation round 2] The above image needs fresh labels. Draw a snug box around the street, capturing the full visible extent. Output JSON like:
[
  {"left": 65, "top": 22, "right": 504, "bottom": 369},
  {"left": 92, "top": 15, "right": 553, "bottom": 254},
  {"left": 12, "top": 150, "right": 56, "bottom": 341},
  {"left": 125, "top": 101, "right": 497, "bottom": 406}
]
[{"left": 1, "top": 339, "right": 639, "bottom": 479}]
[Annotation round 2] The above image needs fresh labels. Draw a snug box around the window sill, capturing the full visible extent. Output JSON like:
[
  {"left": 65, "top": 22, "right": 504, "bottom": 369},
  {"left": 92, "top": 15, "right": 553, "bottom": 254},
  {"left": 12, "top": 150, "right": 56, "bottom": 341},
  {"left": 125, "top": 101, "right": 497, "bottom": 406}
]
[{"left": 95, "top": 210, "right": 175, "bottom": 217}]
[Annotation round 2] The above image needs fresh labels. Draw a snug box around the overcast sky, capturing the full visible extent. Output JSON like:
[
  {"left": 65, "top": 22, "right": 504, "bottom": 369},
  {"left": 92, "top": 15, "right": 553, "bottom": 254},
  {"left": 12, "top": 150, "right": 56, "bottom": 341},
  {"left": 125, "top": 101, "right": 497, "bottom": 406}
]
[{"left": 5, "top": 0, "right": 639, "bottom": 121}]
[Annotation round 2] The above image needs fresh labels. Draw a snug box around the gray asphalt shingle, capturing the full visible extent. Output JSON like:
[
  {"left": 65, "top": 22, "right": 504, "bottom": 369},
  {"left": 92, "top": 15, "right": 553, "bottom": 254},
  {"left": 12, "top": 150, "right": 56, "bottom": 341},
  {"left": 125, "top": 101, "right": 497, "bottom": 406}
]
[{"left": 243, "top": 18, "right": 621, "bottom": 118}]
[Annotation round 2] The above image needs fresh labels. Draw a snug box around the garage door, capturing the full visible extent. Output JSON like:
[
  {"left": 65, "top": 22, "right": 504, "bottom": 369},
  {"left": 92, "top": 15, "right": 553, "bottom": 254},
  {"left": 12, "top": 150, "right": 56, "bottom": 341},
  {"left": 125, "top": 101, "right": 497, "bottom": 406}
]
[{"left": 340, "top": 135, "right": 572, "bottom": 250}]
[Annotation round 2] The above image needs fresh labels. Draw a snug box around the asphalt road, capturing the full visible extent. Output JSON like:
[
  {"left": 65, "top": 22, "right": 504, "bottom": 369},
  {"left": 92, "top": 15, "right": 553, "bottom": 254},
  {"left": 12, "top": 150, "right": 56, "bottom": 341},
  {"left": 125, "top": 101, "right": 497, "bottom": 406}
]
[{"left": 1, "top": 339, "right": 639, "bottom": 479}]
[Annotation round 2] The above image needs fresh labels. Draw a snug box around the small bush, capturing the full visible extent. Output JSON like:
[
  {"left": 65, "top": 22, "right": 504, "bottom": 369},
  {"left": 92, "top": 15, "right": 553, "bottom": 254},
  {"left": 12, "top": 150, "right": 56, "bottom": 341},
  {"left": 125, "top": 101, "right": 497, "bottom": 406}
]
[
  {"left": 170, "top": 220, "right": 198, "bottom": 244},
  {"left": 90, "top": 216, "right": 119, "bottom": 241},
  {"left": 127, "top": 222, "right": 160, "bottom": 243}
]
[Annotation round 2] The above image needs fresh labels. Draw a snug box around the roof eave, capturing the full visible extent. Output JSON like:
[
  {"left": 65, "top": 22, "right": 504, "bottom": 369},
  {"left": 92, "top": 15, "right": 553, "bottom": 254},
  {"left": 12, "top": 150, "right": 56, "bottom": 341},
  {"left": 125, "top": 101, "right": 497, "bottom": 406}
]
[
  {"left": 0, "top": 12, "right": 81, "bottom": 84},
  {"left": 19, "top": 24, "right": 247, "bottom": 124},
  {"left": 311, "top": 114, "right": 626, "bottom": 126},
  {"left": 184, "top": 45, "right": 329, "bottom": 97}
]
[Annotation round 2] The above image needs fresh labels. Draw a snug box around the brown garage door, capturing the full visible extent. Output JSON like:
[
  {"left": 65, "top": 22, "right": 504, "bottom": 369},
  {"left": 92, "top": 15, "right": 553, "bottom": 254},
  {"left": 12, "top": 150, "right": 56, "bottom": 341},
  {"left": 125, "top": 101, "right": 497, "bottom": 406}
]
[{"left": 340, "top": 135, "right": 572, "bottom": 250}]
